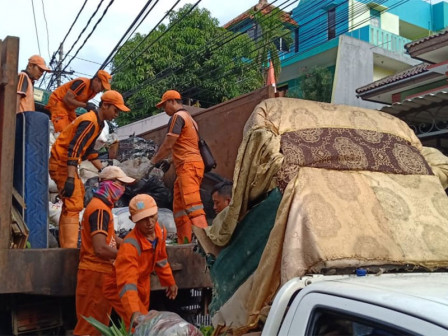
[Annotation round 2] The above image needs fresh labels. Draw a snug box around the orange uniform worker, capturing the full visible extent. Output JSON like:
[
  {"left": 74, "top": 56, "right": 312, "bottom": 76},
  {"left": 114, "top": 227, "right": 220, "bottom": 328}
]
[
  {"left": 149, "top": 90, "right": 208, "bottom": 243},
  {"left": 74, "top": 166, "right": 135, "bottom": 336},
  {"left": 45, "top": 70, "right": 111, "bottom": 132},
  {"left": 103, "top": 194, "right": 178, "bottom": 327},
  {"left": 49, "top": 90, "right": 130, "bottom": 248},
  {"left": 17, "top": 55, "right": 51, "bottom": 113}
]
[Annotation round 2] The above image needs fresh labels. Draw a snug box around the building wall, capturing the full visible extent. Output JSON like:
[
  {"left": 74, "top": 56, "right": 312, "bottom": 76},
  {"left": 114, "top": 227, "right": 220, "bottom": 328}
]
[
  {"left": 385, "top": 0, "right": 432, "bottom": 30},
  {"left": 381, "top": 12, "right": 399, "bottom": 35},
  {"left": 349, "top": 0, "right": 371, "bottom": 31},
  {"left": 292, "top": 0, "right": 349, "bottom": 53},
  {"left": 434, "top": 2, "right": 448, "bottom": 32},
  {"left": 332, "top": 35, "right": 379, "bottom": 108},
  {"left": 373, "top": 65, "right": 395, "bottom": 82},
  {"left": 331, "top": 35, "right": 417, "bottom": 109}
]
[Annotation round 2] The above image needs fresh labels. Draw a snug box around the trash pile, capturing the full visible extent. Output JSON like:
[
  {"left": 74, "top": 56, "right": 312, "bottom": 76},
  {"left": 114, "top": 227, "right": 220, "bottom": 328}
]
[
  {"left": 133, "top": 310, "right": 202, "bottom": 336},
  {"left": 48, "top": 129, "right": 177, "bottom": 246}
]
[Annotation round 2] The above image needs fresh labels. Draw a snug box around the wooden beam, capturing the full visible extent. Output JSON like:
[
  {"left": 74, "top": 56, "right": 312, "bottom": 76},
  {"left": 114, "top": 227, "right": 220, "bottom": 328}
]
[
  {"left": 0, "top": 245, "right": 212, "bottom": 295},
  {"left": 0, "top": 36, "right": 19, "bottom": 249}
]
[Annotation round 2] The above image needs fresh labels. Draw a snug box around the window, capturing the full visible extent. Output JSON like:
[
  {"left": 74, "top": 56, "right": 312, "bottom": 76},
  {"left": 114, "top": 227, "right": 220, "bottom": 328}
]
[
  {"left": 328, "top": 8, "right": 336, "bottom": 40},
  {"left": 247, "top": 23, "right": 261, "bottom": 42},
  {"left": 307, "top": 309, "right": 416, "bottom": 336},
  {"left": 274, "top": 37, "right": 290, "bottom": 52}
]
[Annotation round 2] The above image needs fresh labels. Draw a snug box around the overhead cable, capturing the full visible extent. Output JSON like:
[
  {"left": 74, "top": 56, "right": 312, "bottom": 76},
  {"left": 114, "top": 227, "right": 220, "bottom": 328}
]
[
  {"left": 47, "top": 0, "right": 105, "bottom": 88},
  {"left": 61, "top": 0, "right": 116, "bottom": 74},
  {"left": 100, "top": 0, "right": 160, "bottom": 70},
  {"left": 40, "top": 0, "right": 89, "bottom": 88},
  {"left": 111, "top": 0, "right": 187, "bottom": 75},
  {"left": 31, "top": 0, "right": 42, "bottom": 55}
]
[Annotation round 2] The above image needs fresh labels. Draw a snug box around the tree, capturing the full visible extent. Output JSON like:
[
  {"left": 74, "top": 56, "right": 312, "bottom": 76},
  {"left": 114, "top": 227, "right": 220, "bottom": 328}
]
[
  {"left": 111, "top": 5, "right": 263, "bottom": 125},
  {"left": 250, "top": 6, "right": 293, "bottom": 83},
  {"left": 298, "top": 66, "right": 334, "bottom": 103}
]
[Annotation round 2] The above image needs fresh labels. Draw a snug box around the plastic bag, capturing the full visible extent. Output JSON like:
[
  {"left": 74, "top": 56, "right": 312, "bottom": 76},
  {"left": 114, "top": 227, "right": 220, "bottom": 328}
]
[
  {"left": 49, "top": 200, "right": 63, "bottom": 226},
  {"left": 94, "top": 121, "right": 110, "bottom": 150},
  {"left": 115, "top": 175, "right": 173, "bottom": 209},
  {"left": 118, "top": 157, "right": 152, "bottom": 180},
  {"left": 133, "top": 310, "right": 202, "bottom": 336},
  {"left": 112, "top": 207, "right": 135, "bottom": 238}
]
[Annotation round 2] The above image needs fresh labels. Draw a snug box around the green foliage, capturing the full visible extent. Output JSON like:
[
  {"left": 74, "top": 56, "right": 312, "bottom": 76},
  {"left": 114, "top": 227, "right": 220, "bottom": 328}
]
[
  {"left": 200, "top": 325, "right": 214, "bottom": 336},
  {"left": 251, "top": 7, "right": 293, "bottom": 82},
  {"left": 298, "top": 66, "right": 334, "bottom": 103},
  {"left": 83, "top": 315, "right": 130, "bottom": 336},
  {"left": 112, "top": 4, "right": 263, "bottom": 125}
]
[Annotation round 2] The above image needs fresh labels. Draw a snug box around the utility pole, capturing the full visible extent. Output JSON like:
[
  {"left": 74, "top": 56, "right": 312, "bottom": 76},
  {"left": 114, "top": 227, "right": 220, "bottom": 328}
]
[{"left": 57, "top": 44, "right": 63, "bottom": 87}]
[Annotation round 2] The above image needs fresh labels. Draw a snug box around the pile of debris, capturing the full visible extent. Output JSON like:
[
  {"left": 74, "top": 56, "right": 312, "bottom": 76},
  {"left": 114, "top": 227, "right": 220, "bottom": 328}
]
[{"left": 48, "top": 129, "right": 177, "bottom": 247}]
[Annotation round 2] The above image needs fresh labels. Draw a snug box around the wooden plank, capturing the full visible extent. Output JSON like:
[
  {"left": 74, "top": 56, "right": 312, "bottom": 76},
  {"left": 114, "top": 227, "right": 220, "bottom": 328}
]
[
  {"left": 12, "top": 187, "right": 26, "bottom": 209},
  {"left": 0, "top": 245, "right": 212, "bottom": 295},
  {"left": 0, "top": 36, "right": 19, "bottom": 249}
]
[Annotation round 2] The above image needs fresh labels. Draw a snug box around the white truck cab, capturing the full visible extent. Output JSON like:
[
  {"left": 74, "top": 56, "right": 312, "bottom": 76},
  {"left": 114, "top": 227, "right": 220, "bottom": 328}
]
[{"left": 262, "top": 272, "right": 448, "bottom": 336}]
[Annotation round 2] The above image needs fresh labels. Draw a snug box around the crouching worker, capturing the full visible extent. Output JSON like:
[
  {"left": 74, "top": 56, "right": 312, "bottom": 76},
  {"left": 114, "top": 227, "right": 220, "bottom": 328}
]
[
  {"left": 103, "top": 194, "right": 178, "bottom": 328},
  {"left": 74, "top": 166, "right": 135, "bottom": 336}
]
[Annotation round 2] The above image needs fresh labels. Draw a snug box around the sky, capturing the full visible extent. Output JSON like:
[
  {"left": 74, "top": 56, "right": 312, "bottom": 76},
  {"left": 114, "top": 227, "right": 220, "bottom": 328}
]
[{"left": 0, "top": 0, "right": 277, "bottom": 87}]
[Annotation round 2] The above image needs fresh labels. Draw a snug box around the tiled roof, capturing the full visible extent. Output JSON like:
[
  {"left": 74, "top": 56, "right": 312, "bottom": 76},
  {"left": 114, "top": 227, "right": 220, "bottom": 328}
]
[
  {"left": 223, "top": 3, "right": 297, "bottom": 29},
  {"left": 380, "top": 91, "right": 448, "bottom": 115},
  {"left": 356, "top": 63, "right": 430, "bottom": 94},
  {"left": 405, "top": 29, "right": 448, "bottom": 50}
]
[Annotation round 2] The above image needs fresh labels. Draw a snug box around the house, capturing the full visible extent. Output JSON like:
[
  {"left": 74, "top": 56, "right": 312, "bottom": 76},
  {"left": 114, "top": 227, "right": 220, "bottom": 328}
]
[
  {"left": 357, "top": 29, "right": 448, "bottom": 153},
  {"left": 224, "top": 0, "right": 448, "bottom": 109}
]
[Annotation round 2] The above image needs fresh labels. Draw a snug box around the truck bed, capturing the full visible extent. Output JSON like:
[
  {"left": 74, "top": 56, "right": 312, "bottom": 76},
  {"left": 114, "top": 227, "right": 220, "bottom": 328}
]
[{"left": 0, "top": 244, "right": 211, "bottom": 296}]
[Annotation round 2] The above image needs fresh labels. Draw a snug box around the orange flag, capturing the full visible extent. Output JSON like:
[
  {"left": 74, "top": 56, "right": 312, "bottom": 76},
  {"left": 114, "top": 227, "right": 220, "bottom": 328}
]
[{"left": 266, "top": 59, "right": 276, "bottom": 92}]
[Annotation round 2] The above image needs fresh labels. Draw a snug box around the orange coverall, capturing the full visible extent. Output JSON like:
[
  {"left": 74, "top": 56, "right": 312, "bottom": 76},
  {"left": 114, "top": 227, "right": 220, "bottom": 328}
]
[
  {"left": 168, "top": 110, "right": 206, "bottom": 243},
  {"left": 74, "top": 196, "right": 117, "bottom": 336},
  {"left": 103, "top": 223, "right": 175, "bottom": 327},
  {"left": 45, "top": 77, "right": 97, "bottom": 132},
  {"left": 17, "top": 71, "right": 35, "bottom": 112},
  {"left": 49, "top": 110, "right": 104, "bottom": 248}
]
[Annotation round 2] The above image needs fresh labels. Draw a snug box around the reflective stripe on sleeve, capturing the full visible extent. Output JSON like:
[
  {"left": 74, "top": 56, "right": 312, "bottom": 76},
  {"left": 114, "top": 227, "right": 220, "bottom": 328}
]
[
  {"left": 186, "top": 204, "right": 203, "bottom": 214},
  {"left": 174, "top": 210, "right": 187, "bottom": 219},
  {"left": 123, "top": 238, "right": 141, "bottom": 256},
  {"left": 156, "top": 259, "right": 168, "bottom": 268},
  {"left": 119, "top": 283, "right": 137, "bottom": 298}
]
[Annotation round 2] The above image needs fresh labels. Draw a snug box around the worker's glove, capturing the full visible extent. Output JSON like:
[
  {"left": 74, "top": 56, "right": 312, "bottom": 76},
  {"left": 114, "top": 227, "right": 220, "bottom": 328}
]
[
  {"left": 85, "top": 102, "right": 97, "bottom": 112},
  {"left": 148, "top": 161, "right": 156, "bottom": 173},
  {"left": 155, "top": 159, "right": 171, "bottom": 173},
  {"left": 61, "top": 177, "right": 75, "bottom": 198}
]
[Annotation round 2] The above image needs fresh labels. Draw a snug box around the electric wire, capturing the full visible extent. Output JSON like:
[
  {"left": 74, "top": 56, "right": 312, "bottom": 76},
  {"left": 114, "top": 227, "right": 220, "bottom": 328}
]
[
  {"left": 31, "top": 0, "right": 42, "bottom": 55},
  {"left": 100, "top": 0, "right": 160, "bottom": 70},
  {"left": 111, "top": 0, "right": 185, "bottom": 75},
  {"left": 40, "top": 0, "right": 51, "bottom": 59},
  {"left": 127, "top": 0, "right": 408, "bottom": 108},
  {"left": 40, "top": 0, "right": 89, "bottom": 88},
  {"left": 121, "top": 0, "right": 296, "bottom": 98},
  {"left": 178, "top": 0, "right": 411, "bottom": 105},
  {"left": 47, "top": 0, "right": 105, "bottom": 89},
  {"left": 60, "top": 0, "right": 116, "bottom": 74}
]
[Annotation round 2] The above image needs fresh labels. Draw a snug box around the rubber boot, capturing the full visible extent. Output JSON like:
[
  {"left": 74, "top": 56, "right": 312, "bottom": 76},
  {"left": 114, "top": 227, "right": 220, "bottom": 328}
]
[{"left": 59, "top": 216, "right": 80, "bottom": 248}]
